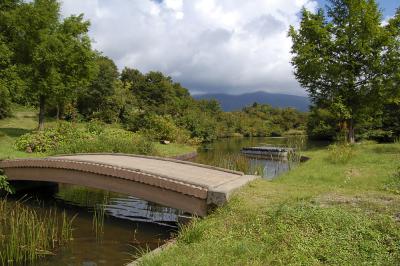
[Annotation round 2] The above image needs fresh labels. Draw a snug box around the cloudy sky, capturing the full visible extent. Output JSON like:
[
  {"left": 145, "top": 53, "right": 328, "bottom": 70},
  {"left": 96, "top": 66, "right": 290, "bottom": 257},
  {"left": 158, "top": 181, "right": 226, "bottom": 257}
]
[{"left": 61, "top": 0, "right": 398, "bottom": 96}]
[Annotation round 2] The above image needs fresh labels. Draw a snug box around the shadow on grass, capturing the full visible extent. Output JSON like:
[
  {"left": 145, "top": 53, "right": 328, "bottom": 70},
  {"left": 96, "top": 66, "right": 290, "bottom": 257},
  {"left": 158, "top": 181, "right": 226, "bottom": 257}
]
[{"left": 0, "top": 128, "right": 33, "bottom": 138}]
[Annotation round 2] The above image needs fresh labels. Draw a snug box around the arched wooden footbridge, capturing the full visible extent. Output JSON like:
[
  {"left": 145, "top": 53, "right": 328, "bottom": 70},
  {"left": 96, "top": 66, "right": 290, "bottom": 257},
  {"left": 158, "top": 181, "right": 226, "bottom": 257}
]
[{"left": 0, "top": 154, "right": 258, "bottom": 216}]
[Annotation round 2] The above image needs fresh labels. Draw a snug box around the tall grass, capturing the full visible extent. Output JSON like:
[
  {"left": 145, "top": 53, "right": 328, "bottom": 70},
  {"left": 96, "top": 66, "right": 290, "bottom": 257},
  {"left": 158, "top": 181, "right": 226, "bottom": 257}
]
[
  {"left": 209, "top": 153, "right": 265, "bottom": 176},
  {"left": 327, "top": 143, "right": 355, "bottom": 164},
  {"left": 0, "top": 199, "right": 75, "bottom": 265},
  {"left": 285, "top": 135, "right": 306, "bottom": 169},
  {"left": 92, "top": 195, "right": 109, "bottom": 239}
]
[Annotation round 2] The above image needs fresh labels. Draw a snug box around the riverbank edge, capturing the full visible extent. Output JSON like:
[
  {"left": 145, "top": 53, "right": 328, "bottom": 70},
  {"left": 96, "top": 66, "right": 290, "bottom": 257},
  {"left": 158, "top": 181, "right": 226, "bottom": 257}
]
[{"left": 126, "top": 240, "right": 177, "bottom": 266}]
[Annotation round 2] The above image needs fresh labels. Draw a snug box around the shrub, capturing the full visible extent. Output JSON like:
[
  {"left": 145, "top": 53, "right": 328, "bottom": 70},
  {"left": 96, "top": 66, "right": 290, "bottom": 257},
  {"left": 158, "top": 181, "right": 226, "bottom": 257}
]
[
  {"left": 15, "top": 122, "right": 155, "bottom": 155},
  {"left": 53, "top": 132, "right": 154, "bottom": 155},
  {"left": 86, "top": 119, "right": 105, "bottom": 135},
  {"left": 136, "top": 114, "right": 192, "bottom": 144},
  {"left": 15, "top": 122, "right": 90, "bottom": 153},
  {"left": 327, "top": 143, "right": 355, "bottom": 164}
]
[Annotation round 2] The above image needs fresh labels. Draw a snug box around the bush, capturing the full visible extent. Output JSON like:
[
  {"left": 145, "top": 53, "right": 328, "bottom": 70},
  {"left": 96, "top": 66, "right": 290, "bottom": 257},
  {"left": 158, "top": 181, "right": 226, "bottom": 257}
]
[
  {"left": 129, "top": 114, "right": 192, "bottom": 144},
  {"left": 138, "top": 115, "right": 182, "bottom": 142},
  {"left": 15, "top": 122, "right": 91, "bottom": 153},
  {"left": 86, "top": 119, "right": 105, "bottom": 135},
  {"left": 15, "top": 122, "right": 155, "bottom": 155},
  {"left": 327, "top": 143, "right": 355, "bottom": 164},
  {"left": 53, "top": 133, "right": 154, "bottom": 155}
]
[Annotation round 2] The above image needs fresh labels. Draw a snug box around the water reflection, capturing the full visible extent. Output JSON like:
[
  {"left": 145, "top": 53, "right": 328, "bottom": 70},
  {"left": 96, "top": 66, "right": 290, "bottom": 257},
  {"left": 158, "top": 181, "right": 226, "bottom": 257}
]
[
  {"left": 56, "top": 185, "right": 183, "bottom": 228},
  {"left": 248, "top": 159, "right": 289, "bottom": 179},
  {"left": 104, "top": 197, "right": 181, "bottom": 227}
]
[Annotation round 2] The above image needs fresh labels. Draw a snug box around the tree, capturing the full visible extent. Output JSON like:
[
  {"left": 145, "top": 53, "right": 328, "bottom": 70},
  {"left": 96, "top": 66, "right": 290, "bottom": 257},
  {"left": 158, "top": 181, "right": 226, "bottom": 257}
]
[
  {"left": 289, "top": 0, "right": 391, "bottom": 143},
  {"left": 121, "top": 68, "right": 192, "bottom": 117},
  {"left": 78, "top": 55, "right": 119, "bottom": 120},
  {"left": 0, "top": 37, "right": 13, "bottom": 119},
  {"left": 384, "top": 9, "right": 400, "bottom": 104},
  {"left": 2, "top": 0, "right": 95, "bottom": 129}
]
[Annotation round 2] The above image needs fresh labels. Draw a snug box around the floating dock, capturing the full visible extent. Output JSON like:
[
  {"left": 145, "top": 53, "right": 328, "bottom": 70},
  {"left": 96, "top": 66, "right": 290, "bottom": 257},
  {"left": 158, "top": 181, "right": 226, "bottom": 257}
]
[{"left": 241, "top": 146, "right": 294, "bottom": 159}]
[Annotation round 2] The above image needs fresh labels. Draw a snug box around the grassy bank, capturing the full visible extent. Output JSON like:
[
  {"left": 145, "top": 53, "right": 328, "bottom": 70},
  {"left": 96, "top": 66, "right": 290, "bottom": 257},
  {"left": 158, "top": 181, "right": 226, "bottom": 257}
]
[
  {"left": 0, "top": 107, "right": 196, "bottom": 160},
  {"left": 139, "top": 143, "right": 400, "bottom": 265}
]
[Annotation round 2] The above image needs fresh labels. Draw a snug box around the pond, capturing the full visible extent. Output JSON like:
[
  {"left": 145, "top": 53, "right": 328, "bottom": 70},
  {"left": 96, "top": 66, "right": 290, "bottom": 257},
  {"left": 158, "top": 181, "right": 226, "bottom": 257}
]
[{"left": 2, "top": 137, "right": 326, "bottom": 265}]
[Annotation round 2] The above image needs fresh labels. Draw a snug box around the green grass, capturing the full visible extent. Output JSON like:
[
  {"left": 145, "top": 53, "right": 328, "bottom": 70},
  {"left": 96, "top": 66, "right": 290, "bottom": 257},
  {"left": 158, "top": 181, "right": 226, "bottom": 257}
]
[
  {"left": 0, "top": 107, "right": 195, "bottom": 159},
  {"left": 154, "top": 143, "right": 196, "bottom": 157},
  {"left": 139, "top": 143, "right": 400, "bottom": 265}
]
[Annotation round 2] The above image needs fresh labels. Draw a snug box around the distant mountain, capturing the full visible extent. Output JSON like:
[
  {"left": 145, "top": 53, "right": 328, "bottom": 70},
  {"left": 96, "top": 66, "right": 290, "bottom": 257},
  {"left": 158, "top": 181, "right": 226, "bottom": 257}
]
[{"left": 193, "top": 91, "right": 310, "bottom": 112}]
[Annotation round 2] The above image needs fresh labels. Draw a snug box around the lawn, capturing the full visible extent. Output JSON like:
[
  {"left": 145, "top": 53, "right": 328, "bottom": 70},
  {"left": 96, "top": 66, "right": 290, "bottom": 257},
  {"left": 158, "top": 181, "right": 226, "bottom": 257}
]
[{"left": 139, "top": 142, "right": 400, "bottom": 265}]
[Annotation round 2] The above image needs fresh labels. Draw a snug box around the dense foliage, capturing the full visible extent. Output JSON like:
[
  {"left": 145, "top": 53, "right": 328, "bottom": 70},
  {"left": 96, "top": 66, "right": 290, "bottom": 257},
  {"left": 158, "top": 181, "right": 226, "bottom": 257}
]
[
  {"left": 0, "top": 0, "right": 96, "bottom": 129},
  {"left": 217, "top": 103, "right": 306, "bottom": 138},
  {"left": 289, "top": 0, "right": 400, "bottom": 142}
]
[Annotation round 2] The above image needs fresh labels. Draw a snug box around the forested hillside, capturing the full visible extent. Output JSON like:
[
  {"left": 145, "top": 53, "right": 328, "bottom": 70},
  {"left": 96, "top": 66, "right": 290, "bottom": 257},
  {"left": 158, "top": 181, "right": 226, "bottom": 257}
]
[{"left": 194, "top": 91, "right": 310, "bottom": 112}]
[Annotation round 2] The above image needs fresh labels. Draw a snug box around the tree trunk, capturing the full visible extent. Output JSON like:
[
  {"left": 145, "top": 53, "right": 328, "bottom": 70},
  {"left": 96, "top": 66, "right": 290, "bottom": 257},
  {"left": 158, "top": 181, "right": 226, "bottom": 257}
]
[
  {"left": 347, "top": 119, "right": 355, "bottom": 144},
  {"left": 38, "top": 95, "right": 46, "bottom": 130}
]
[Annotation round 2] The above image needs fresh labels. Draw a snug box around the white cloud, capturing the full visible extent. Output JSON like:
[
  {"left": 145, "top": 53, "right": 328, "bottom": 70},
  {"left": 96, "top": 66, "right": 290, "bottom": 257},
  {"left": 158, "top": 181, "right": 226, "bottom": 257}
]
[{"left": 61, "top": 0, "right": 318, "bottom": 95}]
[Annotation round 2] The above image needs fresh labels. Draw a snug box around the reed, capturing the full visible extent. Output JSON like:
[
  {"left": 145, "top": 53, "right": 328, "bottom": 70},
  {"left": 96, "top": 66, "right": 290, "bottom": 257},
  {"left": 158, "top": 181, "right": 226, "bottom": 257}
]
[
  {"left": 207, "top": 153, "right": 265, "bottom": 176},
  {"left": 0, "top": 199, "right": 74, "bottom": 265},
  {"left": 285, "top": 135, "right": 306, "bottom": 169},
  {"left": 327, "top": 143, "right": 355, "bottom": 164},
  {"left": 92, "top": 196, "right": 108, "bottom": 239}
]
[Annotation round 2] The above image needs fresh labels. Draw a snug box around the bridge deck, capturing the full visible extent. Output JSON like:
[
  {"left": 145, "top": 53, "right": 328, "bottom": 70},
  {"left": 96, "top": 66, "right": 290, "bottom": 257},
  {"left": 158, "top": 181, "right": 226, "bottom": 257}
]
[
  {"left": 0, "top": 154, "right": 258, "bottom": 216},
  {"left": 55, "top": 154, "right": 243, "bottom": 188}
]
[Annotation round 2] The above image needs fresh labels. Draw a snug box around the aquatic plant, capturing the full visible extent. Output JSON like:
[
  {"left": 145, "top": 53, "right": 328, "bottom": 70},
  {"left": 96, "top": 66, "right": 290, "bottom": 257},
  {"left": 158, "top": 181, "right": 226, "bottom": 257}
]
[
  {"left": 208, "top": 153, "right": 265, "bottom": 176},
  {"left": 0, "top": 199, "right": 74, "bottom": 265},
  {"left": 285, "top": 135, "right": 306, "bottom": 169},
  {"left": 92, "top": 196, "right": 109, "bottom": 239}
]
